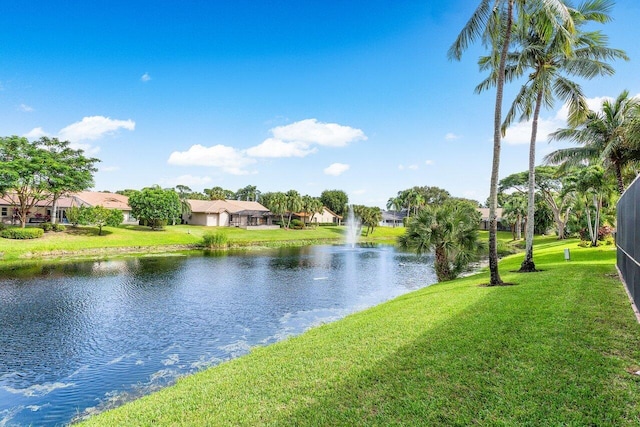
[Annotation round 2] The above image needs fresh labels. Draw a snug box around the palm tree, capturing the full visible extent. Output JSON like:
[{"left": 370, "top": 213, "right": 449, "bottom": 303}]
[
  {"left": 205, "top": 186, "right": 231, "bottom": 200},
  {"left": 263, "top": 192, "right": 287, "bottom": 227},
  {"left": 484, "top": 0, "right": 626, "bottom": 271},
  {"left": 285, "top": 189, "right": 303, "bottom": 229},
  {"left": 546, "top": 90, "right": 640, "bottom": 195},
  {"left": 450, "top": 0, "right": 572, "bottom": 285},
  {"left": 502, "top": 192, "right": 527, "bottom": 240},
  {"left": 399, "top": 200, "right": 484, "bottom": 282},
  {"left": 564, "top": 165, "right": 613, "bottom": 246},
  {"left": 174, "top": 185, "right": 192, "bottom": 223}
]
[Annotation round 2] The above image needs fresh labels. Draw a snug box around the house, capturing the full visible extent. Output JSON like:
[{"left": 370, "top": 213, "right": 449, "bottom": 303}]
[
  {"left": 0, "top": 191, "right": 139, "bottom": 225},
  {"left": 477, "top": 208, "right": 509, "bottom": 231},
  {"left": 290, "top": 206, "right": 342, "bottom": 225},
  {"left": 380, "top": 210, "right": 406, "bottom": 227},
  {"left": 313, "top": 207, "right": 342, "bottom": 224},
  {"left": 0, "top": 194, "right": 75, "bottom": 225},
  {"left": 72, "top": 191, "right": 138, "bottom": 224},
  {"left": 185, "top": 199, "right": 276, "bottom": 229}
]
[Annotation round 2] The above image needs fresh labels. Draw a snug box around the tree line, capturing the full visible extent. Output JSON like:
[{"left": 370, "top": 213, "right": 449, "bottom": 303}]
[{"left": 450, "top": 0, "right": 637, "bottom": 282}]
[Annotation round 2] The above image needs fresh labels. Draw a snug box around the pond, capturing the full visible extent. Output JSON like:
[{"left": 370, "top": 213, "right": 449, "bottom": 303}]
[{"left": 0, "top": 244, "right": 436, "bottom": 426}]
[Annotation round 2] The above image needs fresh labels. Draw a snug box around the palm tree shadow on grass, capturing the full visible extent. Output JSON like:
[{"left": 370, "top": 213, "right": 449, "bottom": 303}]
[{"left": 265, "top": 274, "right": 628, "bottom": 426}]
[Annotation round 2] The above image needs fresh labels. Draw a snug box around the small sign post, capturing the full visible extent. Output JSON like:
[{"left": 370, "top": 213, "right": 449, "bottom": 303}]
[{"left": 564, "top": 248, "right": 571, "bottom": 261}]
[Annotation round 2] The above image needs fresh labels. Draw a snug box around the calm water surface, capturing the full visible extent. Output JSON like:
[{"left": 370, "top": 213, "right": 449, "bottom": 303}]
[{"left": 0, "top": 244, "right": 436, "bottom": 426}]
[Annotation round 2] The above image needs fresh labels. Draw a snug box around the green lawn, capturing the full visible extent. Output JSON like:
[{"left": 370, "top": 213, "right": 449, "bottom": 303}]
[
  {"left": 79, "top": 238, "right": 640, "bottom": 426},
  {"left": 0, "top": 224, "right": 406, "bottom": 264}
]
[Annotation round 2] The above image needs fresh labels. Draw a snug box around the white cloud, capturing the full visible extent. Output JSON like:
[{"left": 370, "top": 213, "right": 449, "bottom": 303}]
[
  {"left": 70, "top": 142, "right": 101, "bottom": 155},
  {"left": 503, "top": 116, "right": 562, "bottom": 145},
  {"left": 59, "top": 116, "right": 135, "bottom": 142},
  {"left": 445, "top": 132, "right": 460, "bottom": 141},
  {"left": 246, "top": 138, "right": 317, "bottom": 158},
  {"left": 352, "top": 189, "right": 366, "bottom": 195},
  {"left": 167, "top": 144, "right": 256, "bottom": 175},
  {"left": 246, "top": 119, "right": 366, "bottom": 159},
  {"left": 271, "top": 119, "right": 366, "bottom": 147},
  {"left": 323, "top": 163, "right": 350, "bottom": 176},
  {"left": 425, "top": 159, "right": 434, "bottom": 165},
  {"left": 512, "top": 93, "right": 640, "bottom": 146},
  {"left": 23, "top": 127, "right": 48, "bottom": 139},
  {"left": 141, "top": 72, "right": 151, "bottom": 82},
  {"left": 19, "top": 103, "right": 34, "bottom": 112}
]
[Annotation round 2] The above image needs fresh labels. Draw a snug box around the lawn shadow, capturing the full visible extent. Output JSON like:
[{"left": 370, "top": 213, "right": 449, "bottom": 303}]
[
  {"left": 266, "top": 268, "right": 635, "bottom": 426},
  {"left": 65, "top": 227, "right": 113, "bottom": 237}
]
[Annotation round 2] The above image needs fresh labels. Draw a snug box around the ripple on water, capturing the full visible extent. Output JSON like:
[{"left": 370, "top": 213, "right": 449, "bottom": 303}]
[{"left": 0, "top": 245, "right": 438, "bottom": 426}]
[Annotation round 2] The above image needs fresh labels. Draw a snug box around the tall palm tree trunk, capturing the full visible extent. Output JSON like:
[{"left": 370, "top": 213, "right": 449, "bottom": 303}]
[
  {"left": 520, "top": 89, "right": 543, "bottom": 272},
  {"left": 614, "top": 163, "right": 625, "bottom": 195},
  {"left": 488, "top": 0, "right": 514, "bottom": 286},
  {"left": 434, "top": 246, "right": 452, "bottom": 282}
]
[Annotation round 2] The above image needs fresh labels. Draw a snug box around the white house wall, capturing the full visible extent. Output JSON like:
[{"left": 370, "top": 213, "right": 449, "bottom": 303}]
[
  {"left": 219, "top": 211, "right": 230, "bottom": 226},
  {"left": 312, "top": 208, "right": 340, "bottom": 223}
]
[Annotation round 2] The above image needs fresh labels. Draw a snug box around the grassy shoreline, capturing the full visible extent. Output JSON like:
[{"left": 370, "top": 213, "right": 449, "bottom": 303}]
[
  {"left": 0, "top": 225, "right": 405, "bottom": 268},
  {"left": 77, "top": 236, "right": 640, "bottom": 426}
]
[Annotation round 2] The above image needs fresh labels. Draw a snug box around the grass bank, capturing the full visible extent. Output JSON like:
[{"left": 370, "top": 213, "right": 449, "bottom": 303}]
[
  {"left": 0, "top": 224, "right": 405, "bottom": 265},
  {"left": 80, "top": 237, "right": 640, "bottom": 426}
]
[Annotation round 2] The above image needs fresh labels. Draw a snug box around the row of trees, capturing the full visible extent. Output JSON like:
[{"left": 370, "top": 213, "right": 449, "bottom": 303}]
[
  {"left": 0, "top": 136, "right": 99, "bottom": 228},
  {"left": 450, "top": 0, "right": 632, "bottom": 282},
  {"left": 499, "top": 164, "right": 621, "bottom": 247},
  {"left": 134, "top": 185, "right": 352, "bottom": 217},
  {"left": 260, "top": 190, "right": 323, "bottom": 229},
  {"left": 387, "top": 186, "right": 456, "bottom": 217}
]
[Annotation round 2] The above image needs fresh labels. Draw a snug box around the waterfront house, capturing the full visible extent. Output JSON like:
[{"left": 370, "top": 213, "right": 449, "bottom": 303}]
[{"left": 184, "top": 199, "right": 275, "bottom": 228}]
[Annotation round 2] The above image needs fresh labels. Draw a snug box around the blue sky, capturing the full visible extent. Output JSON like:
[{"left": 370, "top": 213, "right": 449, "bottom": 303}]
[{"left": 1, "top": 1, "right": 639, "bottom": 207}]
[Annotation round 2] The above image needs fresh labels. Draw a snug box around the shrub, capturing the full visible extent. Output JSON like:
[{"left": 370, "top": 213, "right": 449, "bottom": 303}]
[
  {"left": 598, "top": 225, "right": 614, "bottom": 241},
  {"left": 290, "top": 219, "right": 305, "bottom": 229},
  {"left": 40, "top": 222, "right": 53, "bottom": 232},
  {"left": 1, "top": 227, "right": 45, "bottom": 239},
  {"left": 0, "top": 222, "right": 6, "bottom": 231},
  {"left": 52, "top": 223, "right": 66, "bottom": 232},
  {"left": 202, "top": 232, "right": 228, "bottom": 249}
]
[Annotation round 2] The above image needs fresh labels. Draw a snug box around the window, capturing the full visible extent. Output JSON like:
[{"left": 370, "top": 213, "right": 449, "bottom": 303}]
[{"left": 1, "top": 207, "right": 6, "bottom": 217}]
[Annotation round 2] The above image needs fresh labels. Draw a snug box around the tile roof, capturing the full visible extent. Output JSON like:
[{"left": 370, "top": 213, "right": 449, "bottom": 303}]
[
  {"left": 73, "top": 191, "right": 131, "bottom": 210},
  {"left": 188, "top": 199, "right": 269, "bottom": 214}
]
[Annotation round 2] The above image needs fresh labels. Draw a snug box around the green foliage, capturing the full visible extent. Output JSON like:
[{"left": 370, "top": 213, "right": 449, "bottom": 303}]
[
  {"left": 235, "top": 185, "right": 260, "bottom": 202},
  {"left": 285, "top": 189, "right": 302, "bottom": 229},
  {"left": 66, "top": 206, "right": 89, "bottom": 226},
  {"left": 320, "top": 189, "right": 348, "bottom": 217},
  {"left": 352, "top": 205, "right": 382, "bottom": 236},
  {"left": 40, "top": 222, "right": 53, "bottom": 232},
  {"left": 391, "top": 186, "right": 452, "bottom": 218},
  {"left": 52, "top": 223, "right": 66, "bottom": 232},
  {"left": 399, "top": 199, "right": 483, "bottom": 282},
  {"left": 290, "top": 219, "right": 304, "bottom": 229},
  {"left": 128, "top": 186, "right": 182, "bottom": 230},
  {"left": 202, "top": 232, "right": 228, "bottom": 249},
  {"left": 0, "top": 136, "right": 98, "bottom": 228},
  {"left": 1, "top": 227, "right": 44, "bottom": 239},
  {"left": 204, "top": 186, "right": 235, "bottom": 200},
  {"left": 85, "top": 205, "right": 122, "bottom": 235},
  {"left": 533, "top": 196, "right": 554, "bottom": 235}
]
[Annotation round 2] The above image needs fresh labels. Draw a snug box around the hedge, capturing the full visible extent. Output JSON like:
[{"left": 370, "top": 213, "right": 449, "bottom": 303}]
[{"left": 1, "top": 227, "right": 45, "bottom": 239}]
